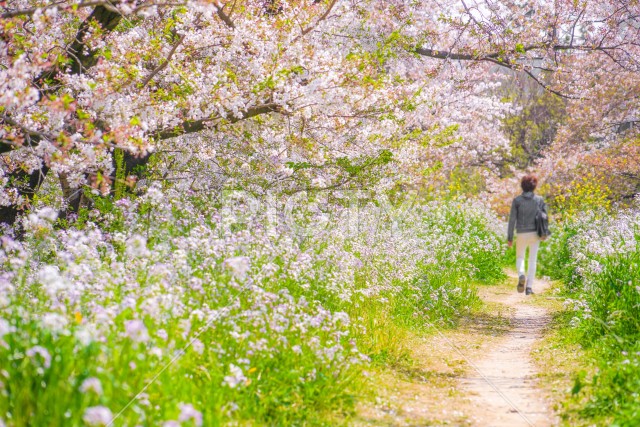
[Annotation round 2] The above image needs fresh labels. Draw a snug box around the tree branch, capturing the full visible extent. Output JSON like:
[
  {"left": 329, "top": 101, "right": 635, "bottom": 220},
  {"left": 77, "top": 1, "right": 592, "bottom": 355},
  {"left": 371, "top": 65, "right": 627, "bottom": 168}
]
[
  {"left": 214, "top": 1, "right": 235, "bottom": 29},
  {"left": 1, "top": 1, "right": 186, "bottom": 19},
  {"left": 521, "top": 69, "right": 580, "bottom": 100},
  {"left": 140, "top": 34, "right": 185, "bottom": 88},
  {"left": 414, "top": 47, "right": 484, "bottom": 61},
  {"left": 292, "top": 0, "right": 337, "bottom": 43},
  {"left": 415, "top": 42, "right": 632, "bottom": 64},
  {"left": 413, "top": 42, "right": 632, "bottom": 99},
  {"left": 0, "top": 114, "right": 55, "bottom": 144},
  {"left": 0, "top": 1, "right": 116, "bottom": 19},
  {"left": 568, "top": 8, "right": 586, "bottom": 48},
  {"left": 155, "top": 103, "right": 282, "bottom": 140}
]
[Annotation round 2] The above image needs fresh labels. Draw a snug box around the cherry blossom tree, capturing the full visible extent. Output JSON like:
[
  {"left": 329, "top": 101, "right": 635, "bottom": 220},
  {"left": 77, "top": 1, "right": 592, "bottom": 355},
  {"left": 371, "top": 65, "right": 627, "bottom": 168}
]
[
  {"left": 402, "top": 0, "right": 640, "bottom": 186},
  {"left": 0, "top": 0, "right": 510, "bottom": 227},
  {"left": 2, "top": 0, "right": 638, "bottom": 230}
]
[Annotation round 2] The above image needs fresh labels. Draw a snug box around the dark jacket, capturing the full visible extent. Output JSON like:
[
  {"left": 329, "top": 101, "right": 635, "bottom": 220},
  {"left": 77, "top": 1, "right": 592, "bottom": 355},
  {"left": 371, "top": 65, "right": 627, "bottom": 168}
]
[{"left": 507, "top": 191, "right": 548, "bottom": 241}]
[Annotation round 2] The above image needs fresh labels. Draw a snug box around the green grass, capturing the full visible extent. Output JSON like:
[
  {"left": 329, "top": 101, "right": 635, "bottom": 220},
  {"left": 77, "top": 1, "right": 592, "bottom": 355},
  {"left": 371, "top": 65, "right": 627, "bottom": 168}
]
[{"left": 534, "top": 209, "right": 640, "bottom": 426}]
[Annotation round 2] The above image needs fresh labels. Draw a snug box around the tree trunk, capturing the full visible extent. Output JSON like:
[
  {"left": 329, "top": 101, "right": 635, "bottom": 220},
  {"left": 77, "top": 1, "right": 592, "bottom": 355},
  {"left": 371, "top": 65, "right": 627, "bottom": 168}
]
[
  {"left": 0, "top": 165, "right": 49, "bottom": 235},
  {"left": 57, "top": 173, "right": 89, "bottom": 221},
  {"left": 110, "top": 150, "right": 153, "bottom": 198}
]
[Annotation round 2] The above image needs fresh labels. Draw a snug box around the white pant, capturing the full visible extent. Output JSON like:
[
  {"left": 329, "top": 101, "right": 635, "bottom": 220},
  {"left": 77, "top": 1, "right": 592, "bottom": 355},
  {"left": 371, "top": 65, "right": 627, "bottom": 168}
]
[{"left": 516, "top": 232, "right": 540, "bottom": 289}]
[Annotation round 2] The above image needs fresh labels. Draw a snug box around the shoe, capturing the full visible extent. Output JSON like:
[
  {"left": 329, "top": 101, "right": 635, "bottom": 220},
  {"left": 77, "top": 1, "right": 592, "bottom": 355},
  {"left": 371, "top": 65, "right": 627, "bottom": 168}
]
[
  {"left": 526, "top": 287, "right": 534, "bottom": 295},
  {"left": 517, "top": 275, "right": 525, "bottom": 293}
]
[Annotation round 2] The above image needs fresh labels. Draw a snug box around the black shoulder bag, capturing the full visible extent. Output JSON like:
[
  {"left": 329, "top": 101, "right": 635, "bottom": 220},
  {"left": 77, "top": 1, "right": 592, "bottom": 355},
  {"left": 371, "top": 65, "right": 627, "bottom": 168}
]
[{"left": 535, "top": 197, "right": 551, "bottom": 239}]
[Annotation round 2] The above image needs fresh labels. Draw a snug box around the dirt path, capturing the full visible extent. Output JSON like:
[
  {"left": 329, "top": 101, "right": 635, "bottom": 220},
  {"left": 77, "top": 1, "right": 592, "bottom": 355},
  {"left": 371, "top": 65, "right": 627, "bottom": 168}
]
[
  {"left": 460, "top": 274, "right": 557, "bottom": 427},
  {"left": 355, "top": 273, "right": 559, "bottom": 426}
]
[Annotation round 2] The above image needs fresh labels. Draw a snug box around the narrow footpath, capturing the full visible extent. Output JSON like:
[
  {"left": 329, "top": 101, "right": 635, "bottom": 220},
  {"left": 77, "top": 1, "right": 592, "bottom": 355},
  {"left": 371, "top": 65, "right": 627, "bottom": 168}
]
[
  {"left": 356, "top": 273, "right": 560, "bottom": 426},
  {"left": 460, "top": 274, "right": 558, "bottom": 426}
]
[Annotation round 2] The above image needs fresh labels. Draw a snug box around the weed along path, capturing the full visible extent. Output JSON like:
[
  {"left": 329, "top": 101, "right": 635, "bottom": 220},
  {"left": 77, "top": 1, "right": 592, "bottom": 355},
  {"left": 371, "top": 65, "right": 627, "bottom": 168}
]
[{"left": 459, "top": 274, "right": 558, "bottom": 427}]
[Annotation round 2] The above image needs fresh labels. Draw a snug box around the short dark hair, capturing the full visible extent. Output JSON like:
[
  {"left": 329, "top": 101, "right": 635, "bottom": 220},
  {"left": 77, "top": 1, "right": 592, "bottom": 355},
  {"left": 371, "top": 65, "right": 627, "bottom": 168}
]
[{"left": 521, "top": 174, "right": 538, "bottom": 192}]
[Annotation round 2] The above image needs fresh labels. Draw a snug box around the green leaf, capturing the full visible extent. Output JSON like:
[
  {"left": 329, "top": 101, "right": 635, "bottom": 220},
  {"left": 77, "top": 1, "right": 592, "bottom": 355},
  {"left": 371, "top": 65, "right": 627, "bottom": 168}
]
[
  {"left": 571, "top": 370, "right": 587, "bottom": 395},
  {"left": 77, "top": 109, "right": 91, "bottom": 120}
]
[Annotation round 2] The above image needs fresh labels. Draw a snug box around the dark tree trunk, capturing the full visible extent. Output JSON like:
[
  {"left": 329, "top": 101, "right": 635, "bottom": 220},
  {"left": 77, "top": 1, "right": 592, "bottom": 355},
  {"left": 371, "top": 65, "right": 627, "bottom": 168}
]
[
  {"left": 0, "top": 165, "right": 49, "bottom": 237},
  {"left": 124, "top": 151, "right": 153, "bottom": 182},
  {"left": 57, "top": 173, "right": 90, "bottom": 221},
  {"left": 110, "top": 150, "right": 153, "bottom": 198}
]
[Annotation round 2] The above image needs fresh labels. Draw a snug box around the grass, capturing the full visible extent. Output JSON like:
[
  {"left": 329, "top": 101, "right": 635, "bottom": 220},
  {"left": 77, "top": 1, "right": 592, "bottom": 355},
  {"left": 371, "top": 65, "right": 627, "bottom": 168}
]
[
  {"left": 525, "top": 280, "right": 598, "bottom": 426},
  {"left": 531, "top": 208, "right": 640, "bottom": 426}
]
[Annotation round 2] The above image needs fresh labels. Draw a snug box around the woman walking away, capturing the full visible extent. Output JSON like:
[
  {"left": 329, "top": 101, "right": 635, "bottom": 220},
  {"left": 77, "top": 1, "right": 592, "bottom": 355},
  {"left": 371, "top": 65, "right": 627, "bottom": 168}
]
[{"left": 507, "top": 174, "right": 548, "bottom": 295}]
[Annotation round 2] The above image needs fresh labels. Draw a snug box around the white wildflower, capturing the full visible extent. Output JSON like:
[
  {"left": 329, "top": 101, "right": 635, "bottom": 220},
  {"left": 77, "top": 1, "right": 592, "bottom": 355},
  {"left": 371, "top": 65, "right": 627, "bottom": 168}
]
[
  {"left": 224, "top": 256, "right": 251, "bottom": 279},
  {"left": 41, "top": 313, "right": 68, "bottom": 333},
  {"left": 125, "top": 234, "right": 150, "bottom": 258},
  {"left": 37, "top": 206, "right": 58, "bottom": 222},
  {"left": 124, "top": 319, "right": 149, "bottom": 343},
  {"left": 223, "top": 364, "right": 247, "bottom": 388},
  {"left": 178, "top": 403, "right": 203, "bottom": 426},
  {"left": 82, "top": 406, "right": 112, "bottom": 426},
  {"left": 80, "top": 377, "right": 103, "bottom": 395},
  {"left": 26, "top": 346, "right": 51, "bottom": 369},
  {"left": 191, "top": 339, "right": 204, "bottom": 355},
  {"left": 0, "top": 319, "right": 12, "bottom": 337},
  {"left": 37, "top": 265, "right": 68, "bottom": 299}
]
